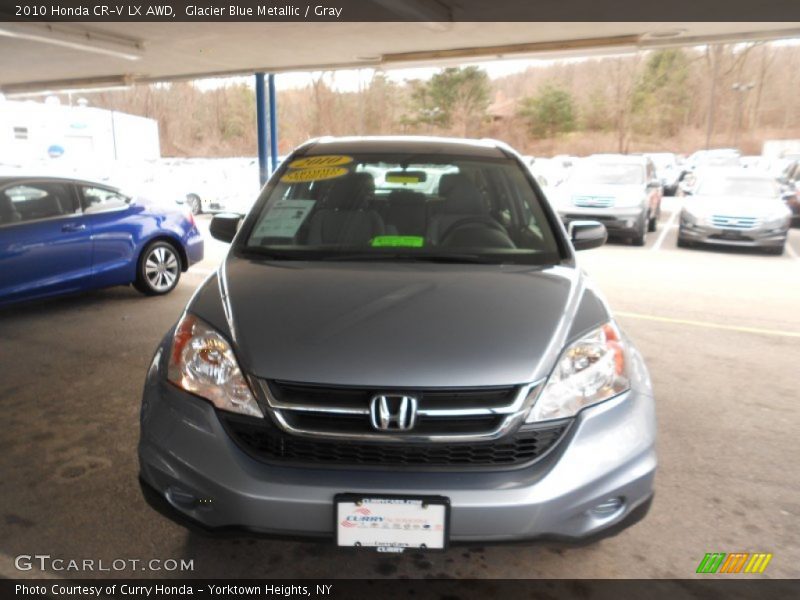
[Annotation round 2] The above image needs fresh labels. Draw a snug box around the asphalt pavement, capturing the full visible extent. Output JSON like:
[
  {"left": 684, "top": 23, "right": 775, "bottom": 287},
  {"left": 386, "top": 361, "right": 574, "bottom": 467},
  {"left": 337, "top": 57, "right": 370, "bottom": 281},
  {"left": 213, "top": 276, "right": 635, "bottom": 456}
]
[{"left": 1, "top": 199, "right": 798, "bottom": 579}]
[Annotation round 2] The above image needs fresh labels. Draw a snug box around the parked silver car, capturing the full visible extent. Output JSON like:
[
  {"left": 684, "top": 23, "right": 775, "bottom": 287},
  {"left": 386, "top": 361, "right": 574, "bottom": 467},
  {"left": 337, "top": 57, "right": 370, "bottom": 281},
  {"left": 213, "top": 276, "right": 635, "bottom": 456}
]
[
  {"left": 554, "top": 154, "right": 663, "bottom": 246},
  {"left": 139, "top": 137, "right": 656, "bottom": 551},
  {"left": 678, "top": 169, "right": 792, "bottom": 254}
]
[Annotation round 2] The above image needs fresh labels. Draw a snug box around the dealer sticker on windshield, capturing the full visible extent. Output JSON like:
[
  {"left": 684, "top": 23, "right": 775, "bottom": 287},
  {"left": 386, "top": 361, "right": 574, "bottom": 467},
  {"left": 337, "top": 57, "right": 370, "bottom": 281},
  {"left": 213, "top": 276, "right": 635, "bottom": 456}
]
[
  {"left": 371, "top": 235, "right": 424, "bottom": 248},
  {"left": 335, "top": 494, "right": 449, "bottom": 552},
  {"left": 281, "top": 167, "right": 349, "bottom": 183},
  {"left": 288, "top": 155, "right": 353, "bottom": 169},
  {"left": 251, "top": 199, "right": 315, "bottom": 238}
]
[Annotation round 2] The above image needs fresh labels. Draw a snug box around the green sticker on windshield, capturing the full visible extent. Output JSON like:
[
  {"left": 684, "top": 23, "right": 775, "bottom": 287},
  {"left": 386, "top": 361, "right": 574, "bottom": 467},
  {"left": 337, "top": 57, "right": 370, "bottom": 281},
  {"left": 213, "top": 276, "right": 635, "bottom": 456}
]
[{"left": 371, "top": 235, "right": 424, "bottom": 248}]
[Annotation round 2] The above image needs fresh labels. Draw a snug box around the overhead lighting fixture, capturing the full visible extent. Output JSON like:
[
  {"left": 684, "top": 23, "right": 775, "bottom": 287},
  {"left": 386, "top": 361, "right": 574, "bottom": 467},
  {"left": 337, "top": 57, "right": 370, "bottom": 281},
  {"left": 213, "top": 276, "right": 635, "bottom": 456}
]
[
  {"left": 642, "top": 29, "right": 687, "bottom": 40},
  {"left": 1, "top": 75, "right": 135, "bottom": 97},
  {"left": 354, "top": 54, "right": 382, "bottom": 63},
  {"left": 5, "top": 86, "right": 133, "bottom": 100},
  {"left": 0, "top": 24, "right": 144, "bottom": 61}
]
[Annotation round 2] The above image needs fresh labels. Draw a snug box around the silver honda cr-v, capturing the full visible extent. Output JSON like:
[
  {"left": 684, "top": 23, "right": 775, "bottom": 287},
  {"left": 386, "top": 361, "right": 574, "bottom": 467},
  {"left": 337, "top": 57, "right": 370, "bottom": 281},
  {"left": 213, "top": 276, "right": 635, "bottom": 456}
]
[{"left": 139, "top": 136, "right": 656, "bottom": 551}]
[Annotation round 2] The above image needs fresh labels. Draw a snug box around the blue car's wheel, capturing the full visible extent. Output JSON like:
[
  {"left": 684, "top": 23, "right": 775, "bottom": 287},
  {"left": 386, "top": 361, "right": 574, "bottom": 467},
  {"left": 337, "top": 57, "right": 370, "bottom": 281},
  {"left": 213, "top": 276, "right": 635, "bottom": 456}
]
[{"left": 135, "top": 241, "right": 182, "bottom": 296}]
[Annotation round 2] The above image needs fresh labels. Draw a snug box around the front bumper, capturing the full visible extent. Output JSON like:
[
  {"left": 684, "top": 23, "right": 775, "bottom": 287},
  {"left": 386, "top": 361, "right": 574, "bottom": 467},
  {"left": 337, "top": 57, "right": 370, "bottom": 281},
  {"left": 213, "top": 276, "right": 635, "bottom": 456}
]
[
  {"left": 560, "top": 207, "right": 646, "bottom": 237},
  {"left": 679, "top": 221, "right": 788, "bottom": 248},
  {"left": 184, "top": 231, "right": 205, "bottom": 267},
  {"left": 139, "top": 347, "right": 656, "bottom": 543}
]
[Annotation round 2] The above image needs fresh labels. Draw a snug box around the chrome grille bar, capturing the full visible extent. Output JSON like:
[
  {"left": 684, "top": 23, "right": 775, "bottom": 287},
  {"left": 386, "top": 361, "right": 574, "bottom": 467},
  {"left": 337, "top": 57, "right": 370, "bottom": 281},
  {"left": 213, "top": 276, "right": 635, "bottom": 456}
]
[{"left": 254, "top": 379, "right": 543, "bottom": 443}]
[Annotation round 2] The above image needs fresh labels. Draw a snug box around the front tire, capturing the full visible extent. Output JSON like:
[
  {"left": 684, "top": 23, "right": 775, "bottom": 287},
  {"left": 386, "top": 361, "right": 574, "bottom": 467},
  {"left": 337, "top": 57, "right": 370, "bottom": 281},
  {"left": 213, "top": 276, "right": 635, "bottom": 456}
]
[
  {"left": 647, "top": 210, "right": 658, "bottom": 232},
  {"left": 631, "top": 214, "right": 647, "bottom": 246},
  {"left": 134, "top": 241, "right": 182, "bottom": 296}
]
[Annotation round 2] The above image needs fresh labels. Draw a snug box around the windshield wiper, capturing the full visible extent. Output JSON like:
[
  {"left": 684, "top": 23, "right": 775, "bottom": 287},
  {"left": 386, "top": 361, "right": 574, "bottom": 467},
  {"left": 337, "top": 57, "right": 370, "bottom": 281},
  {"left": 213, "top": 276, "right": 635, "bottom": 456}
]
[
  {"left": 239, "top": 247, "right": 310, "bottom": 261},
  {"left": 318, "top": 252, "right": 499, "bottom": 264}
]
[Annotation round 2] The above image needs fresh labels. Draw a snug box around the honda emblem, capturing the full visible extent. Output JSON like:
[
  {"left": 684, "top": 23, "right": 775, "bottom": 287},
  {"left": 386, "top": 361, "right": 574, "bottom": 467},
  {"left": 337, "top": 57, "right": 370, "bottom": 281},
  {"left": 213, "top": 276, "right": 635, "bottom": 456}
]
[{"left": 369, "top": 394, "right": 418, "bottom": 431}]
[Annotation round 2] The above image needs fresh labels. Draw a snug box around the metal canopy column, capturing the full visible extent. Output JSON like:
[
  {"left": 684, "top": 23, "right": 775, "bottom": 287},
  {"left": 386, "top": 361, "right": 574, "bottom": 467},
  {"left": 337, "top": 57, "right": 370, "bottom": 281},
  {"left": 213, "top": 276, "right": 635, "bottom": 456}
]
[
  {"left": 256, "top": 72, "right": 279, "bottom": 185},
  {"left": 268, "top": 73, "right": 278, "bottom": 172},
  {"left": 255, "top": 72, "right": 269, "bottom": 186}
]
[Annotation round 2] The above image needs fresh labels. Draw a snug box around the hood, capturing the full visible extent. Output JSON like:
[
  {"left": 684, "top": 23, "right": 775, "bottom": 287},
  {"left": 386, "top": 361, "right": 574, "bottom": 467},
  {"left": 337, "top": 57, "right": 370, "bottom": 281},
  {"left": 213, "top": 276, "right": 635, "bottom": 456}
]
[
  {"left": 188, "top": 256, "right": 610, "bottom": 388},
  {"left": 687, "top": 195, "right": 787, "bottom": 218}
]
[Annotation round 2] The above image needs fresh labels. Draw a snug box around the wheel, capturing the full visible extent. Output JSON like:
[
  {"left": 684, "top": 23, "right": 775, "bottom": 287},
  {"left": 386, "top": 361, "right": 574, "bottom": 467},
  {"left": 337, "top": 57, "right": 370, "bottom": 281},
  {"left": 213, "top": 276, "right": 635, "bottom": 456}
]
[
  {"left": 631, "top": 214, "right": 647, "bottom": 246},
  {"left": 677, "top": 233, "right": 693, "bottom": 248},
  {"left": 647, "top": 210, "right": 658, "bottom": 232},
  {"left": 186, "top": 194, "right": 202, "bottom": 215},
  {"left": 134, "top": 241, "right": 182, "bottom": 296}
]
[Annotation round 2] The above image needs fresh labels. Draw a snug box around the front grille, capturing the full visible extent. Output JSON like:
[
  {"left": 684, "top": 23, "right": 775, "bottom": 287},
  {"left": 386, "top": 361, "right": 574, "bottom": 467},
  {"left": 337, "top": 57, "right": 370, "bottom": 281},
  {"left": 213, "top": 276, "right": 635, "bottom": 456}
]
[
  {"left": 259, "top": 380, "right": 531, "bottom": 441},
  {"left": 222, "top": 414, "right": 569, "bottom": 470},
  {"left": 573, "top": 196, "right": 615, "bottom": 208},
  {"left": 269, "top": 381, "right": 517, "bottom": 411},
  {"left": 710, "top": 215, "right": 759, "bottom": 229}
]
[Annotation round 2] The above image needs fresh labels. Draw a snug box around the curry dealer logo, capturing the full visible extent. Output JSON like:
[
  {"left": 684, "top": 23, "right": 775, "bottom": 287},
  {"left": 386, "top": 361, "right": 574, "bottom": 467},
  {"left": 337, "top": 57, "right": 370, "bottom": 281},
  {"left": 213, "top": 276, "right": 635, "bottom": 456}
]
[{"left": 341, "top": 506, "right": 377, "bottom": 528}]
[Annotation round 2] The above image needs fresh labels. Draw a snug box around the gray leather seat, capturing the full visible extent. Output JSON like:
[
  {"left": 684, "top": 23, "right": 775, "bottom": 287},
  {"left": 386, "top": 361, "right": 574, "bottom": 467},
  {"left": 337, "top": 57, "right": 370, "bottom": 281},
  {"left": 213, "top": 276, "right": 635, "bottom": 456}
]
[
  {"left": 385, "top": 190, "right": 427, "bottom": 237},
  {"left": 427, "top": 173, "right": 489, "bottom": 245},
  {"left": 306, "top": 173, "right": 384, "bottom": 246}
]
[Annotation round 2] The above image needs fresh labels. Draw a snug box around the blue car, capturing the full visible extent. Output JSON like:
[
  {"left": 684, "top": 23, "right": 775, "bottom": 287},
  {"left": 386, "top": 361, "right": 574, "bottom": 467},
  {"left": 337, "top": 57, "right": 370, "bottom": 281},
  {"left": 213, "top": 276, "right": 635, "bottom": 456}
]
[{"left": 0, "top": 176, "right": 204, "bottom": 307}]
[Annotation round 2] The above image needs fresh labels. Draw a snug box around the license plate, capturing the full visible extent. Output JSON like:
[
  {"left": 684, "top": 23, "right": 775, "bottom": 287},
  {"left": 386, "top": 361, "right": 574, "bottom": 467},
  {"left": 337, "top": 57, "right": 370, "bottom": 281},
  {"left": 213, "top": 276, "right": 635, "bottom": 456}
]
[
  {"left": 720, "top": 230, "right": 744, "bottom": 239},
  {"left": 335, "top": 494, "right": 450, "bottom": 552}
]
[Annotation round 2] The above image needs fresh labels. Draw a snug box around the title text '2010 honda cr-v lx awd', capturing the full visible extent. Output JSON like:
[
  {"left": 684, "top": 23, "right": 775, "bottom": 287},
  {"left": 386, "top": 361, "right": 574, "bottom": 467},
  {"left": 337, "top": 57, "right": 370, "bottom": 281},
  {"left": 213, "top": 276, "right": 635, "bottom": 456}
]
[{"left": 139, "top": 137, "right": 656, "bottom": 552}]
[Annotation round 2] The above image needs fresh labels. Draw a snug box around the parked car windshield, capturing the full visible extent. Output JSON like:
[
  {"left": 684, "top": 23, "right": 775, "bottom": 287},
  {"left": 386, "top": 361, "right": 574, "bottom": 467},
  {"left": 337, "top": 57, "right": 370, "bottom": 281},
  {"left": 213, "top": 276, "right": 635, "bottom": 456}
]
[
  {"left": 571, "top": 162, "right": 644, "bottom": 185},
  {"left": 242, "top": 152, "right": 562, "bottom": 264},
  {"left": 648, "top": 153, "right": 677, "bottom": 169},
  {"left": 697, "top": 176, "right": 779, "bottom": 198}
]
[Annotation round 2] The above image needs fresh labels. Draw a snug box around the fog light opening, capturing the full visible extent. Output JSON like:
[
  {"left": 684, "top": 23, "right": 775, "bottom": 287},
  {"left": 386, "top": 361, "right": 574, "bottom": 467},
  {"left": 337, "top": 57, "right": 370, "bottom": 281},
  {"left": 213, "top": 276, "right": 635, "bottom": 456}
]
[
  {"left": 166, "top": 486, "right": 199, "bottom": 509},
  {"left": 591, "top": 497, "right": 625, "bottom": 516}
]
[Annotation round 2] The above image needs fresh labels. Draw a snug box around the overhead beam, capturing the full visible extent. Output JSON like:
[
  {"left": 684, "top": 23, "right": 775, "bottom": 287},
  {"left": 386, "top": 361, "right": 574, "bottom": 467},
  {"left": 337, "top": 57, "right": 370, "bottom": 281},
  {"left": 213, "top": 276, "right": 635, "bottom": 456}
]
[
  {"left": 380, "top": 34, "right": 642, "bottom": 64},
  {"left": 0, "top": 23, "right": 144, "bottom": 61},
  {"left": 4, "top": 26, "right": 800, "bottom": 95}
]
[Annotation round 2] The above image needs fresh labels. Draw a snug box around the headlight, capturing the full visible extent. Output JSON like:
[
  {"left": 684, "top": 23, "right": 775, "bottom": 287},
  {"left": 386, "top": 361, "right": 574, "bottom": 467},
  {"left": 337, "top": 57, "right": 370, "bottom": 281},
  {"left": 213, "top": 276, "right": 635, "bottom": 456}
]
[
  {"left": 764, "top": 213, "right": 790, "bottom": 229},
  {"left": 167, "top": 313, "right": 263, "bottom": 417},
  {"left": 680, "top": 210, "right": 699, "bottom": 225},
  {"left": 526, "top": 322, "right": 629, "bottom": 423}
]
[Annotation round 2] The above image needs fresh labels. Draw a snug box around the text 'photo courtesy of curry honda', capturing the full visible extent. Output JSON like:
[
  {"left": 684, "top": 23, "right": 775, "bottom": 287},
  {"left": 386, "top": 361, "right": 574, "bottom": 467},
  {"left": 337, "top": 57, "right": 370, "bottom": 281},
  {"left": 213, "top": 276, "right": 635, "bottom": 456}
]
[{"left": 138, "top": 136, "right": 656, "bottom": 552}]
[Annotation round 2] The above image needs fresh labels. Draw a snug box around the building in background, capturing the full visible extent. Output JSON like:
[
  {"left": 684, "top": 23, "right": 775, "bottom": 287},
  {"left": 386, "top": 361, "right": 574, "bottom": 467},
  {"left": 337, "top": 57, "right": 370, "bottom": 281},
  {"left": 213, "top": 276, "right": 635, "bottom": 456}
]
[{"left": 0, "top": 98, "right": 160, "bottom": 171}]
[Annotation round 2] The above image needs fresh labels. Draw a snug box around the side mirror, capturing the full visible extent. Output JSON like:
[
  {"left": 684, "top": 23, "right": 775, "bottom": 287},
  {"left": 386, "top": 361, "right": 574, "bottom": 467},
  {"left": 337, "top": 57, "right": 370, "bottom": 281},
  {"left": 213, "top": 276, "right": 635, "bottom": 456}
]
[
  {"left": 209, "top": 213, "right": 243, "bottom": 243},
  {"left": 568, "top": 220, "right": 607, "bottom": 251}
]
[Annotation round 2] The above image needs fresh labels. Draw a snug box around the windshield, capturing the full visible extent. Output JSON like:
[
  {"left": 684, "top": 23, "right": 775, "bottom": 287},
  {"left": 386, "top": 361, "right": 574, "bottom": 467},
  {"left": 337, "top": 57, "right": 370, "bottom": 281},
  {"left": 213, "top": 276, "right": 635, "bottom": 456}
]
[
  {"left": 649, "top": 154, "right": 676, "bottom": 169},
  {"left": 241, "top": 152, "right": 562, "bottom": 264},
  {"left": 571, "top": 162, "right": 644, "bottom": 185},
  {"left": 697, "top": 177, "right": 778, "bottom": 198},
  {"left": 698, "top": 155, "right": 740, "bottom": 168}
]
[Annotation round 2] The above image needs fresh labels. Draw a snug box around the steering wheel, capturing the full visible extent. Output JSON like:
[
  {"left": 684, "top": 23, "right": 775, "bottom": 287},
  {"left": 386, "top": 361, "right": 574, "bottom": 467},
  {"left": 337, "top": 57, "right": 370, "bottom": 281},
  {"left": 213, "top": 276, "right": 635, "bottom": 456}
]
[{"left": 437, "top": 216, "right": 509, "bottom": 245}]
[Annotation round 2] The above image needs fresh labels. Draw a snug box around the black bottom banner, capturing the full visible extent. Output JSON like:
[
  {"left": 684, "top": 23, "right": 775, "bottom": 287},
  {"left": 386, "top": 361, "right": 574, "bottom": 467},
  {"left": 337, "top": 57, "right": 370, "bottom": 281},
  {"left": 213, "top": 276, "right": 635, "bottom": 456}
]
[{"left": 3, "top": 579, "right": 799, "bottom": 600}]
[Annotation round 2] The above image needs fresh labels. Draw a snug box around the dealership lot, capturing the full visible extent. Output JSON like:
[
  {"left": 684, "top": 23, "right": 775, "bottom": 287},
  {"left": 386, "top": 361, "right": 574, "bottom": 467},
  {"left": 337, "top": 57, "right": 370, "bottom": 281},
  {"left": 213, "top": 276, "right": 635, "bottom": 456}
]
[{"left": 1, "top": 202, "right": 799, "bottom": 579}]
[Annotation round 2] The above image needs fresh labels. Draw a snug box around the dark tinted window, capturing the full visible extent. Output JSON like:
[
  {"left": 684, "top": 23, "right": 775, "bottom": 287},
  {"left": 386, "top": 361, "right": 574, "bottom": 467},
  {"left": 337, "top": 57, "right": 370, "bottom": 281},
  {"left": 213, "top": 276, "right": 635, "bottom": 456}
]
[{"left": 0, "top": 182, "right": 77, "bottom": 225}]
